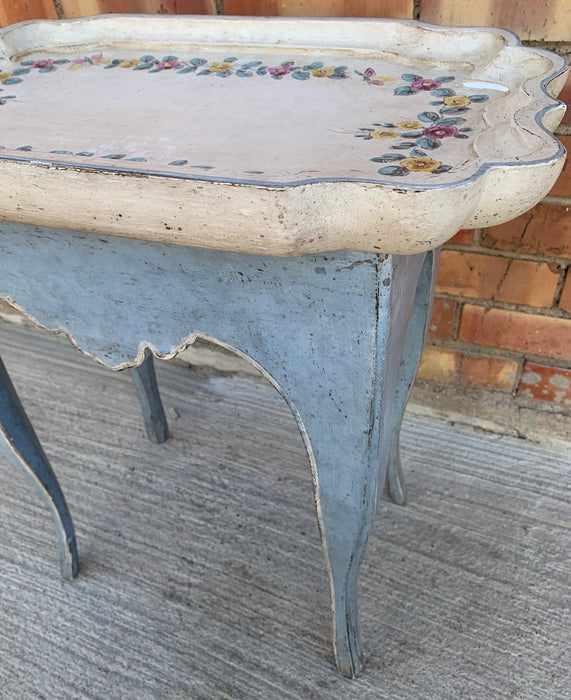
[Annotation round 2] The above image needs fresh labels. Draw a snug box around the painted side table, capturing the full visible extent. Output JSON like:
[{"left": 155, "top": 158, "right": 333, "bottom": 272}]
[{"left": 0, "top": 15, "right": 567, "bottom": 678}]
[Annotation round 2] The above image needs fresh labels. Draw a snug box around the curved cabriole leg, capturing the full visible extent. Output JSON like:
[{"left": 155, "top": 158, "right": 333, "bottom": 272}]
[
  {"left": 0, "top": 227, "right": 428, "bottom": 673},
  {"left": 129, "top": 351, "right": 169, "bottom": 443},
  {"left": 384, "top": 248, "right": 440, "bottom": 506},
  {"left": 0, "top": 356, "right": 78, "bottom": 580},
  {"left": 236, "top": 253, "right": 425, "bottom": 677}
]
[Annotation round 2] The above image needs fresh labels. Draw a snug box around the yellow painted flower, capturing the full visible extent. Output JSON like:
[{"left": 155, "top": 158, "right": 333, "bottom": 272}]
[
  {"left": 396, "top": 120, "right": 423, "bottom": 130},
  {"left": 443, "top": 95, "right": 471, "bottom": 107},
  {"left": 370, "top": 129, "right": 399, "bottom": 140},
  {"left": 376, "top": 75, "right": 394, "bottom": 82},
  {"left": 119, "top": 58, "right": 139, "bottom": 69},
  {"left": 0, "top": 71, "right": 12, "bottom": 80},
  {"left": 209, "top": 61, "right": 234, "bottom": 72},
  {"left": 312, "top": 67, "right": 335, "bottom": 78},
  {"left": 400, "top": 157, "right": 442, "bottom": 172}
]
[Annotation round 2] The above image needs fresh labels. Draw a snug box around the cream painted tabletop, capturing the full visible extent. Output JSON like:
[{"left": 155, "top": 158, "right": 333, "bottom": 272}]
[{"left": 0, "top": 15, "right": 568, "bottom": 255}]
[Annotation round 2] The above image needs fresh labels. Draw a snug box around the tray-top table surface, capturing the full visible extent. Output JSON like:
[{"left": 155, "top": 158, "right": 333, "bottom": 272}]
[{"left": 0, "top": 15, "right": 567, "bottom": 255}]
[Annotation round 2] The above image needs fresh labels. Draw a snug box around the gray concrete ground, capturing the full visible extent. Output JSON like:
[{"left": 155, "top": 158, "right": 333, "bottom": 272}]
[{"left": 0, "top": 320, "right": 569, "bottom": 699}]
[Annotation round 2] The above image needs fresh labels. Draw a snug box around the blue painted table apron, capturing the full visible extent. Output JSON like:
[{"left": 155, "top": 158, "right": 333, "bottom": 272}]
[{"left": 0, "top": 221, "right": 439, "bottom": 678}]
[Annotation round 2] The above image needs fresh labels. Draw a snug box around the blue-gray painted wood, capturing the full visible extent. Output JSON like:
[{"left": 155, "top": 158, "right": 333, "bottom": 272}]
[
  {"left": 384, "top": 248, "right": 440, "bottom": 506},
  {"left": 0, "top": 355, "right": 78, "bottom": 580},
  {"left": 0, "top": 221, "right": 429, "bottom": 677},
  {"left": 129, "top": 352, "right": 169, "bottom": 443}
]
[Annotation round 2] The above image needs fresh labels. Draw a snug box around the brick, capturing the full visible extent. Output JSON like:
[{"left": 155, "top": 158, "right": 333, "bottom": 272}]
[
  {"left": 420, "top": 0, "right": 571, "bottom": 42},
  {"left": 447, "top": 229, "right": 474, "bottom": 245},
  {"left": 460, "top": 353, "right": 519, "bottom": 392},
  {"left": 428, "top": 297, "right": 457, "bottom": 339},
  {"left": 0, "top": 0, "right": 57, "bottom": 24},
  {"left": 481, "top": 203, "right": 571, "bottom": 258},
  {"left": 550, "top": 136, "right": 571, "bottom": 197},
  {"left": 559, "top": 73, "right": 571, "bottom": 125},
  {"left": 417, "top": 346, "right": 460, "bottom": 384},
  {"left": 560, "top": 269, "right": 571, "bottom": 314},
  {"left": 494, "top": 260, "right": 560, "bottom": 307},
  {"left": 437, "top": 250, "right": 559, "bottom": 305},
  {"left": 458, "top": 305, "right": 571, "bottom": 360},
  {"left": 436, "top": 251, "right": 509, "bottom": 299},
  {"left": 59, "top": 0, "right": 215, "bottom": 17},
  {"left": 223, "top": 0, "right": 414, "bottom": 17},
  {"left": 518, "top": 361, "right": 571, "bottom": 406}
]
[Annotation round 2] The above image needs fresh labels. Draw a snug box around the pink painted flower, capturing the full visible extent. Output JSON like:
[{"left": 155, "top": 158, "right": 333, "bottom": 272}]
[
  {"left": 268, "top": 64, "right": 293, "bottom": 76},
  {"left": 411, "top": 78, "right": 441, "bottom": 91},
  {"left": 32, "top": 58, "right": 55, "bottom": 69},
  {"left": 89, "top": 53, "right": 110, "bottom": 65},
  {"left": 364, "top": 67, "right": 376, "bottom": 79},
  {"left": 156, "top": 59, "right": 181, "bottom": 70},
  {"left": 422, "top": 124, "right": 459, "bottom": 139}
]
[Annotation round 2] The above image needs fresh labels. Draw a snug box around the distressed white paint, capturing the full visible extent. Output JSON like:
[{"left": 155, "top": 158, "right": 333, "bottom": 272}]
[{"left": 0, "top": 15, "right": 567, "bottom": 255}]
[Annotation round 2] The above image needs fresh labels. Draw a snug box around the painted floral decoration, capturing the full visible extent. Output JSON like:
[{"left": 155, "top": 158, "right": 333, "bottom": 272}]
[
  {"left": 0, "top": 89, "right": 15, "bottom": 105},
  {"left": 356, "top": 110, "right": 473, "bottom": 176},
  {"left": 394, "top": 73, "right": 490, "bottom": 113},
  {"left": 355, "top": 67, "right": 395, "bottom": 86},
  {"left": 0, "top": 54, "right": 349, "bottom": 90},
  {"left": 354, "top": 73, "right": 489, "bottom": 177}
]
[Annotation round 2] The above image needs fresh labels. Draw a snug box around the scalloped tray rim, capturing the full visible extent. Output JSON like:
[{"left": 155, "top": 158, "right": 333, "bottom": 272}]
[{"left": 0, "top": 14, "right": 568, "bottom": 193}]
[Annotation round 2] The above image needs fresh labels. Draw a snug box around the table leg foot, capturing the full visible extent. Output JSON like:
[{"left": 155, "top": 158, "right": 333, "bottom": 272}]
[
  {"left": 384, "top": 249, "right": 440, "bottom": 506},
  {"left": 331, "top": 559, "right": 366, "bottom": 678},
  {"left": 0, "top": 356, "right": 78, "bottom": 580},
  {"left": 385, "top": 431, "right": 407, "bottom": 505},
  {"left": 129, "top": 351, "right": 169, "bottom": 443}
]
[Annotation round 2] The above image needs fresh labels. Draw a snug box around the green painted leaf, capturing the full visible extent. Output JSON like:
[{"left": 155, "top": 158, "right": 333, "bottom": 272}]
[
  {"left": 436, "top": 117, "right": 466, "bottom": 126},
  {"left": 416, "top": 137, "right": 441, "bottom": 150},
  {"left": 431, "top": 88, "right": 455, "bottom": 97},
  {"left": 402, "top": 73, "right": 422, "bottom": 82},
  {"left": 418, "top": 111, "right": 440, "bottom": 122},
  {"left": 378, "top": 165, "right": 408, "bottom": 176},
  {"left": 370, "top": 154, "right": 403, "bottom": 162},
  {"left": 440, "top": 106, "right": 469, "bottom": 114}
]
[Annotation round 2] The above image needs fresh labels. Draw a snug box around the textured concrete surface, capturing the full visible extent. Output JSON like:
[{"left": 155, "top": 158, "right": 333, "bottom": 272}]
[{"left": 0, "top": 320, "right": 569, "bottom": 699}]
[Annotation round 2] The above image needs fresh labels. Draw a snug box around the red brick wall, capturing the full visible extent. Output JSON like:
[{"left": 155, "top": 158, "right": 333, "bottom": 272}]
[
  {"left": 2, "top": 0, "right": 570, "bottom": 408},
  {"left": 420, "top": 133, "right": 571, "bottom": 408}
]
